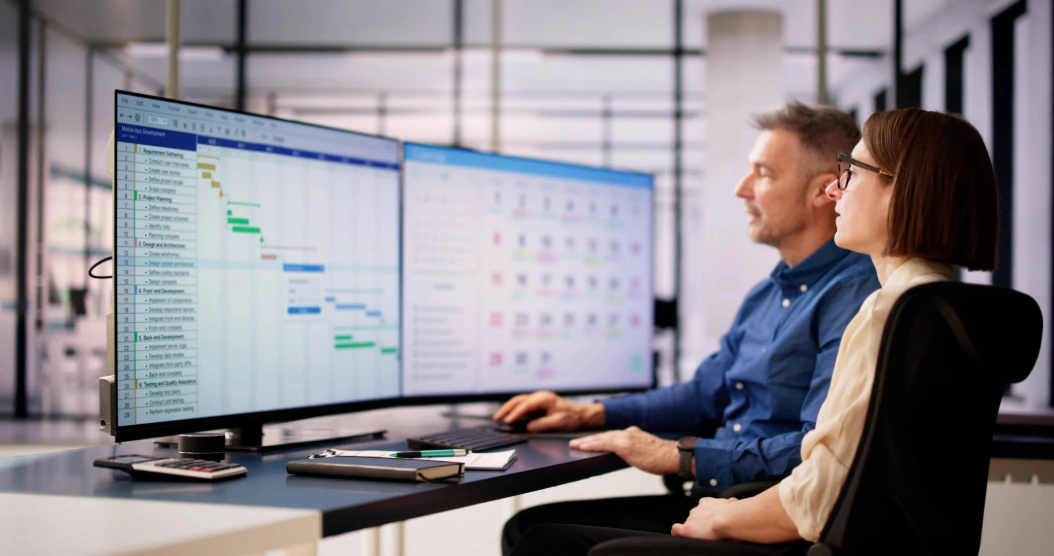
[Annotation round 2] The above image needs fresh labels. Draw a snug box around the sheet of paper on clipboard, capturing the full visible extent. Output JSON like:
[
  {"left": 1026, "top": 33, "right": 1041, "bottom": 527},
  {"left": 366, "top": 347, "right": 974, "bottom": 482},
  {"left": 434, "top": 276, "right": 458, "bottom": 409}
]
[{"left": 315, "top": 449, "right": 517, "bottom": 471}]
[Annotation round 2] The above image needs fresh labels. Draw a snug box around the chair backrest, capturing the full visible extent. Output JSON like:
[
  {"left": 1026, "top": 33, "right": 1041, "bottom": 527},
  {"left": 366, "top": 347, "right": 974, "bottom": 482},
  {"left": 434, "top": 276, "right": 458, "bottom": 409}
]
[{"left": 812, "top": 282, "right": 1043, "bottom": 556}]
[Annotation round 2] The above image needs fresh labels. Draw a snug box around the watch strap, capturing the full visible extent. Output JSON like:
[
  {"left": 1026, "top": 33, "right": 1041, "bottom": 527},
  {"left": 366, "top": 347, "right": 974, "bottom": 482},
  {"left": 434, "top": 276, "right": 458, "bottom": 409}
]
[{"left": 677, "top": 436, "right": 697, "bottom": 479}]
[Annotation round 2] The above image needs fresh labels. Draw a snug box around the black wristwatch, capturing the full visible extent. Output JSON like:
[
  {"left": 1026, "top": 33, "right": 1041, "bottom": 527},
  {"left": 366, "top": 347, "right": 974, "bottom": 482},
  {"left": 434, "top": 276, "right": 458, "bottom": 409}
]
[{"left": 677, "top": 436, "right": 698, "bottom": 479}]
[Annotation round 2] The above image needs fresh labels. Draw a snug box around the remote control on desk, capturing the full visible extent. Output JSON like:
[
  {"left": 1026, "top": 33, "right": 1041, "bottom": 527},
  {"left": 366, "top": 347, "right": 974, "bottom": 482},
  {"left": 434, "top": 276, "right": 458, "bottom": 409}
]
[{"left": 94, "top": 454, "right": 247, "bottom": 481}]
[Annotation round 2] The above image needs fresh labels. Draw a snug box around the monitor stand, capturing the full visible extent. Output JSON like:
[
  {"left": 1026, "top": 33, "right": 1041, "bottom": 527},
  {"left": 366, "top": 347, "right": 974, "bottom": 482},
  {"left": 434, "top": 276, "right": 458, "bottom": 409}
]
[{"left": 153, "top": 424, "right": 386, "bottom": 452}]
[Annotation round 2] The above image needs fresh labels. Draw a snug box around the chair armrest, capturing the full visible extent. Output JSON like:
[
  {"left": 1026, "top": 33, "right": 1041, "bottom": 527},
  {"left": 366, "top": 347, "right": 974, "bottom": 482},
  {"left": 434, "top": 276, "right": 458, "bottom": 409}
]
[
  {"left": 805, "top": 543, "right": 838, "bottom": 556},
  {"left": 717, "top": 481, "right": 779, "bottom": 500},
  {"left": 591, "top": 537, "right": 815, "bottom": 556},
  {"left": 664, "top": 478, "right": 779, "bottom": 499},
  {"left": 663, "top": 473, "right": 693, "bottom": 496},
  {"left": 590, "top": 536, "right": 751, "bottom": 555}
]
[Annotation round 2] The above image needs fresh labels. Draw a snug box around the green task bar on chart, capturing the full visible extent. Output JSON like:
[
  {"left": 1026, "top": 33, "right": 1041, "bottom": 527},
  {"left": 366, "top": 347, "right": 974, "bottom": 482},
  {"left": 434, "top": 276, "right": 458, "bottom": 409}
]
[
  {"left": 334, "top": 335, "right": 353, "bottom": 341},
  {"left": 228, "top": 201, "right": 261, "bottom": 208},
  {"left": 227, "top": 217, "right": 250, "bottom": 225},
  {"left": 232, "top": 226, "right": 261, "bottom": 234},
  {"left": 380, "top": 347, "right": 398, "bottom": 355},
  {"left": 335, "top": 342, "right": 376, "bottom": 350}
]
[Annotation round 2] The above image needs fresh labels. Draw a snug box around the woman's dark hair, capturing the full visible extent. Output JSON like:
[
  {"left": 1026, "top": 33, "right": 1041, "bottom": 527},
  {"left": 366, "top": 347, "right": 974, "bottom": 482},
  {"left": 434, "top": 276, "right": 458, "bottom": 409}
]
[{"left": 862, "top": 109, "right": 998, "bottom": 271}]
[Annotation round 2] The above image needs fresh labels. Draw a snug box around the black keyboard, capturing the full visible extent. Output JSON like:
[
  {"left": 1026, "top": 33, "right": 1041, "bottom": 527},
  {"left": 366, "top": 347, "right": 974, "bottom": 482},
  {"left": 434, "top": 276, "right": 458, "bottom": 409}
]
[{"left": 407, "top": 427, "right": 528, "bottom": 451}]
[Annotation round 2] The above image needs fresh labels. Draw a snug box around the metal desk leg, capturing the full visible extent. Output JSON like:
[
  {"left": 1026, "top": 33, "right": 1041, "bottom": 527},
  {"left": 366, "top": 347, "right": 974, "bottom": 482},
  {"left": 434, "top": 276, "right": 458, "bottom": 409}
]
[
  {"left": 363, "top": 527, "right": 381, "bottom": 556},
  {"left": 393, "top": 521, "right": 405, "bottom": 556},
  {"left": 507, "top": 494, "right": 522, "bottom": 514}
]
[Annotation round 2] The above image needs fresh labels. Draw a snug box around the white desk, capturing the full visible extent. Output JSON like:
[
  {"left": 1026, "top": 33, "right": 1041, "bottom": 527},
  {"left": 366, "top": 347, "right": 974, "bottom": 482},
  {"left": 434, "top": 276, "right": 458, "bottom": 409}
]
[{"left": 0, "top": 492, "right": 320, "bottom": 556}]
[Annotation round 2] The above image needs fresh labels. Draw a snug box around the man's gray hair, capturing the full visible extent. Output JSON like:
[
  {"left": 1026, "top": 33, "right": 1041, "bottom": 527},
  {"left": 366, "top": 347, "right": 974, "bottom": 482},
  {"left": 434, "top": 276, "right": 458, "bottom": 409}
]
[{"left": 752, "top": 102, "right": 861, "bottom": 170}]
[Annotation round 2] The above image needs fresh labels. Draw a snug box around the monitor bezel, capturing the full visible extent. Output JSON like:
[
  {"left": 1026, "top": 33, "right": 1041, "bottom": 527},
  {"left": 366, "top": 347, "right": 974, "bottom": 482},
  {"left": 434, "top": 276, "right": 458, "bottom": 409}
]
[
  {"left": 397, "top": 141, "right": 658, "bottom": 405},
  {"left": 112, "top": 90, "right": 405, "bottom": 443}
]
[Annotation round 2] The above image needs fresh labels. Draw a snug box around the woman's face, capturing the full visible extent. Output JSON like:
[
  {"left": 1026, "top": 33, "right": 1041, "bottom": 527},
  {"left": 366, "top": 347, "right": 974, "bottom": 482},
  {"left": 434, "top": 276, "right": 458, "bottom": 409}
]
[{"left": 825, "top": 141, "right": 894, "bottom": 257}]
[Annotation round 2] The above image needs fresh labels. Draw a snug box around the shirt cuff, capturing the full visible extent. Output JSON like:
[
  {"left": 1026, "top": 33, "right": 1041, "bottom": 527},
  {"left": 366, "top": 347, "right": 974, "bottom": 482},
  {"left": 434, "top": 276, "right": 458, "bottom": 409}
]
[
  {"left": 692, "top": 437, "right": 737, "bottom": 490},
  {"left": 600, "top": 396, "right": 642, "bottom": 429}
]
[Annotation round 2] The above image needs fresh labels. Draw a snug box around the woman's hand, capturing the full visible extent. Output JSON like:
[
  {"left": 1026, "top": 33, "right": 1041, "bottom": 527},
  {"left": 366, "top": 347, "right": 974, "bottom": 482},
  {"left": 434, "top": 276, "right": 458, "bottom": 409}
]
[
  {"left": 670, "top": 485, "right": 801, "bottom": 544},
  {"left": 670, "top": 497, "right": 737, "bottom": 540}
]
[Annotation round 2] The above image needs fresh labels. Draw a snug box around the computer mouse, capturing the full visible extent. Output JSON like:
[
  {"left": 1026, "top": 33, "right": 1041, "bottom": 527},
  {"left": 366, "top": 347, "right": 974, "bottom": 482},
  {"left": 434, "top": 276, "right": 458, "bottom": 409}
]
[{"left": 494, "top": 410, "right": 548, "bottom": 433}]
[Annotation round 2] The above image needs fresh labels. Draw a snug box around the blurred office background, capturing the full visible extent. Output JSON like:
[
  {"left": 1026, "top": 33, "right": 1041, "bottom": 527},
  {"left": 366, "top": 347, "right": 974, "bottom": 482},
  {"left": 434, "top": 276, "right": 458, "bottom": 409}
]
[
  {"left": 1, "top": 1, "right": 1053, "bottom": 554},
  {"left": 0, "top": 0, "right": 1051, "bottom": 419}
]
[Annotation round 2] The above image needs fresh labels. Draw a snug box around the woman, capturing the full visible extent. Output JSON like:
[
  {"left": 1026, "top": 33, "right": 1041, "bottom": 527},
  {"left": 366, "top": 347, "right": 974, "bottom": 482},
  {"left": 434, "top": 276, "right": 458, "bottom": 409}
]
[{"left": 509, "top": 108, "right": 999, "bottom": 555}]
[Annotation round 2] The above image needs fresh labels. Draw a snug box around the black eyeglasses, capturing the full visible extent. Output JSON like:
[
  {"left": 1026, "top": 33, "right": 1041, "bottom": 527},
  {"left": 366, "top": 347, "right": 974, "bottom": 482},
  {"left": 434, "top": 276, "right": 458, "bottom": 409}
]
[{"left": 836, "top": 152, "right": 895, "bottom": 190}]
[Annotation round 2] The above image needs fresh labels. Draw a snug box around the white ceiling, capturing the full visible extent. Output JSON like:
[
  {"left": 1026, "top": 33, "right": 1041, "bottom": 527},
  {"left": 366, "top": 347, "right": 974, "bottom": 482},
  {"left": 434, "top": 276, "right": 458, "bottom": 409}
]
[
  {"left": 25, "top": 0, "right": 961, "bottom": 102},
  {"left": 33, "top": 0, "right": 239, "bottom": 43},
  {"left": 29, "top": 0, "right": 958, "bottom": 49}
]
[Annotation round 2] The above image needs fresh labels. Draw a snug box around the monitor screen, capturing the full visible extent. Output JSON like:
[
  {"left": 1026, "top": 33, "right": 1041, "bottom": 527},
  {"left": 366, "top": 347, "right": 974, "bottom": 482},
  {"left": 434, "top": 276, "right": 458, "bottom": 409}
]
[
  {"left": 113, "top": 92, "right": 401, "bottom": 433},
  {"left": 401, "top": 144, "right": 655, "bottom": 397}
]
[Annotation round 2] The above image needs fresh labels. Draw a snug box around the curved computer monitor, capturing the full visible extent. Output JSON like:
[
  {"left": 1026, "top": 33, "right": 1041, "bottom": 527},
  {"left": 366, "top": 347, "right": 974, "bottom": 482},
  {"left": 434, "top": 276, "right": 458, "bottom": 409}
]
[
  {"left": 112, "top": 91, "right": 402, "bottom": 443},
  {"left": 400, "top": 143, "right": 656, "bottom": 402}
]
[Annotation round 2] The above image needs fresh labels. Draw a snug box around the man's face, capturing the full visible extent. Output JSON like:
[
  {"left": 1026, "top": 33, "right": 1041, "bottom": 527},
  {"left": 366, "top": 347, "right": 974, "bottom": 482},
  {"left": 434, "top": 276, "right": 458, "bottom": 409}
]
[{"left": 734, "top": 129, "right": 813, "bottom": 248}]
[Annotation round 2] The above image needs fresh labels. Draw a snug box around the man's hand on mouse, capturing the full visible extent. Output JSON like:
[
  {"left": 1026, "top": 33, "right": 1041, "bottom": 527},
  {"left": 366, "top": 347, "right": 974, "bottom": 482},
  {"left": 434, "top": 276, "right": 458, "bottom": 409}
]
[
  {"left": 569, "top": 426, "right": 681, "bottom": 476},
  {"left": 493, "top": 391, "right": 605, "bottom": 432}
]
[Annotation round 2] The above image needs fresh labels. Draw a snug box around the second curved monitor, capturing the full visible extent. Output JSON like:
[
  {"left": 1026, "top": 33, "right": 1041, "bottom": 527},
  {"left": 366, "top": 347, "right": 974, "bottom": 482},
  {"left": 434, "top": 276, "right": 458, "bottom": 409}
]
[{"left": 401, "top": 144, "right": 655, "bottom": 398}]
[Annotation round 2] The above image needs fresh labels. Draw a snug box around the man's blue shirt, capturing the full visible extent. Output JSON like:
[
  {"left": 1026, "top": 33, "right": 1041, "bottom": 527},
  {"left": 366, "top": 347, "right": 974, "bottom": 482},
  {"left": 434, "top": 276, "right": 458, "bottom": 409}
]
[{"left": 603, "top": 240, "right": 879, "bottom": 489}]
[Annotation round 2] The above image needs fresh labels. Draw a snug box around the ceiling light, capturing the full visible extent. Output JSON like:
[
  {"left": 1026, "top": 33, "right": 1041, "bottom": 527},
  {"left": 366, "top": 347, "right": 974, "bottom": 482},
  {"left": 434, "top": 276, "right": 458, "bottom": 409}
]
[
  {"left": 125, "top": 42, "right": 226, "bottom": 61},
  {"left": 449, "top": 47, "right": 545, "bottom": 63}
]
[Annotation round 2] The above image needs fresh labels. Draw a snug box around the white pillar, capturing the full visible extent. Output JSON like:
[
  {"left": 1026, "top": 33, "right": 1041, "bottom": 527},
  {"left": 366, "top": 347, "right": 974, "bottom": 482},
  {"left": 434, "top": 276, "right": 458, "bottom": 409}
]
[{"left": 684, "top": 11, "right": 783, "bottom": 370}]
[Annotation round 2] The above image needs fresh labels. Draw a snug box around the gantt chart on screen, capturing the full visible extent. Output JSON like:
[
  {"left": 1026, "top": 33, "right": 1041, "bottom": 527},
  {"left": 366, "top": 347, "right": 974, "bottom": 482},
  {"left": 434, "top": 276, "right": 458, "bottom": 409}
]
[
  {"left": 402, "top": 144, "right": 654, "bottom": 396},
  {"left": 114, "top": 93, "right": 400, "bottom": 427}
]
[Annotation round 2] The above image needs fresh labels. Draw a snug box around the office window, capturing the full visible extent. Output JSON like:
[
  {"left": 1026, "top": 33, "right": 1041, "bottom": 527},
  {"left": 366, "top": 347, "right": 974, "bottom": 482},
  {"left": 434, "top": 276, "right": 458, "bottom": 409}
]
[
  {"left": 480, "top": 0, "right": 672, "bottom": 48},
  {"left": 900, "top": 65, "right": 924, "bottom": 109},
  {"left": 26, "top": 4, "right": 236, "bottom": 416},
  {"left": 0, "top": 0, "right": 21, "bottom": 412},
  {"left": 990, "top": 0, "right": 1027, "bottom": 290},
  {"left": 249, "top": 0, "right": 453, "bottom": 46},
  {"left": 874, "top": 88, "right": 888, "bottom": 112},
  {"left": 944, "top": 35, "right": 970, "bottom": 115}
]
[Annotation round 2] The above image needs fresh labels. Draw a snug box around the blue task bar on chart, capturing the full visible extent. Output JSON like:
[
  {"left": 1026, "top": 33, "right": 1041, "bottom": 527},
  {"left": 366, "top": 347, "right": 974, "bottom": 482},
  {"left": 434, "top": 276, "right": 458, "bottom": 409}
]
[
  {"left": 287, "top": 307, "right": 322, "bottom": 315},
  {"left": 283, "top": 264, "right": 325, "bottom": 273}
]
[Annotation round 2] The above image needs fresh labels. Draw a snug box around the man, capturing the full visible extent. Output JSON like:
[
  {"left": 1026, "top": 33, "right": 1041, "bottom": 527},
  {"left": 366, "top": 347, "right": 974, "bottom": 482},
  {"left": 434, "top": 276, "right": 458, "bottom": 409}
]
[{"left": 496, "top": 102, "right": 881, "bottom": 554}]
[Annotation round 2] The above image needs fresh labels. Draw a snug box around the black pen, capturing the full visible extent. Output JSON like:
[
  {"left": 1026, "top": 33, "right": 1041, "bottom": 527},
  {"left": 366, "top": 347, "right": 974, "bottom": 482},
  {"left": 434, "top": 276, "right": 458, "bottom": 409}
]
[{"left": 389, "top": 449, "right": 469, "bottom": 458}]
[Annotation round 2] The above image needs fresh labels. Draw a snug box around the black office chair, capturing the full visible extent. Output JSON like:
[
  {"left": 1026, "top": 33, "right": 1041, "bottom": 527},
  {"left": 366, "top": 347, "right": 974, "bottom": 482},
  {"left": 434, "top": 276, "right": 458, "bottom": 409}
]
[{"left": 590, "top": 282, "right": 1043, "bottom": 556}]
